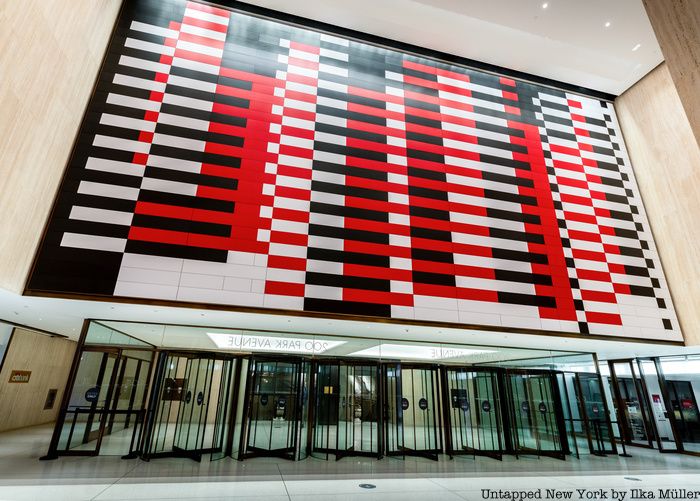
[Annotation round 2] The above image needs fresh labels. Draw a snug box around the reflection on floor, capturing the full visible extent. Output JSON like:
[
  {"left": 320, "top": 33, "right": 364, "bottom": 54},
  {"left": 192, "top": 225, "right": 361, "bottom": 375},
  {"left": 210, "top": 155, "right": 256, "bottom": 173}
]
[{"left": 2, "top": 424, "right": 700, "bottom": 501}]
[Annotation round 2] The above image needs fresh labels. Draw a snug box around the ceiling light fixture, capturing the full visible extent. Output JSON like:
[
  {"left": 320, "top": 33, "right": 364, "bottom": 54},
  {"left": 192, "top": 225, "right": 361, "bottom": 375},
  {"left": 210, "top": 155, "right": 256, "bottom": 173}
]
[
  {"left": 604, "top": 21, "right": 611, "bottom": 28},
  {"left": 541, "top": 2, "right": 549, "bottom": 8},
  {"left": 632, "top": 43, "right": 641, "bottom": 51}
]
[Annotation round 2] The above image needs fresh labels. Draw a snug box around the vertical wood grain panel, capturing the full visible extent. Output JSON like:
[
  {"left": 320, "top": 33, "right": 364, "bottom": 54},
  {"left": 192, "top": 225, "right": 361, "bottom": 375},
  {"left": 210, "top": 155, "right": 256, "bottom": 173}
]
[
  {"left": 0, "top": 329, "right": 77, "bottom": 431},
  {"left": 615, "top": 63, "right": 700, "bottom": 346},
  {"left": 643, "top": 0, "right": 700, "bottom": 146},
  {"left": 0, "top": 0, "right": 122, "bottom": 293}
]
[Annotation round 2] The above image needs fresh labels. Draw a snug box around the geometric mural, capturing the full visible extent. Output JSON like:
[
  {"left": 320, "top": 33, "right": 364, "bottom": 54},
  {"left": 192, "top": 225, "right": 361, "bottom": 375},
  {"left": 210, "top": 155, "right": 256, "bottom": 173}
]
[{"left": 28, "top": 0, "right": 682, "bottom": 341}]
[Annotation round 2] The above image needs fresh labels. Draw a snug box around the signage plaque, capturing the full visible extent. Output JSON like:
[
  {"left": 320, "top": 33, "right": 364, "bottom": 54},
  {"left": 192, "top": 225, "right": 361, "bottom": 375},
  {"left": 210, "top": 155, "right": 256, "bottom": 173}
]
[{"left": 9, "top": 370, "right": 31, "bottom": 383}]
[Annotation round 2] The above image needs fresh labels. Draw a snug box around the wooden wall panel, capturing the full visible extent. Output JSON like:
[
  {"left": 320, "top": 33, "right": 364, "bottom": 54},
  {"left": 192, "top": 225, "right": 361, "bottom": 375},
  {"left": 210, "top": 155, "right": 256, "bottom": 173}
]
[
  {"left": 0, "top": 0, "right": 122, "bottom": 293},
  {"left": 0, "top": 329, "right": 77, "bottom": 431},
  {"left": 643, "top": 0, "right": 700, "bottom": 146},
  {"left": 615, "top": 63, "right": 700, "bottom": 346}
]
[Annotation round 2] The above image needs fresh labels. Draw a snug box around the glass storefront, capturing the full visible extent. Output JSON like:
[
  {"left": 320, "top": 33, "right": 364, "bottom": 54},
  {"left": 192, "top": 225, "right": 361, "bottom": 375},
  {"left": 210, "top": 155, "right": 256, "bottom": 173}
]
[{"left": 51, "top": 320, "right": 700, "bottom": 462}]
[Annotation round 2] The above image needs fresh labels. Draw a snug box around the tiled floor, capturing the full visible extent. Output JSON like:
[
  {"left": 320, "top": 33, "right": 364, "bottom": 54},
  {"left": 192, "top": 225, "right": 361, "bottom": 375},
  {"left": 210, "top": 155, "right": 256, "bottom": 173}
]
[{"left": 1, "top": 424, "right": 699, "bottom": 500}]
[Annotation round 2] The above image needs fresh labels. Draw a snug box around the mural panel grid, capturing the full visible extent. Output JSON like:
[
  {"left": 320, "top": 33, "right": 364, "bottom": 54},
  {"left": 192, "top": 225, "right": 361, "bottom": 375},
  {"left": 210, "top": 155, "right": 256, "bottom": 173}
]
[{"left": 28, "top": 0, "right": 681, "bottom": 341}]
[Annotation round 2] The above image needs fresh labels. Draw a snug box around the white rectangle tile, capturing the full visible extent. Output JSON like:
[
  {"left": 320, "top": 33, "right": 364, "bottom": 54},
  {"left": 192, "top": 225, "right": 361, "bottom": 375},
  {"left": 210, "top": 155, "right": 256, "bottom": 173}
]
[
  {"left": 114, "top": 281, "right": 178, "bottom": 300},
  {"left": 69, "top": 206, "right": 133, "bottom": 226},
  {"left": 61, "top": 233, "right": 127, "bottom": 253},
  {"left": 118, "top": 267, "right": 181, "bottom": 286},
  {"left": 78, "top": 181, "right": 140, "bottom": 200},
  {"left": 140, "top": 177, "right": 198, "bottom": 196},
  {"left": 121, "top": 253, "right": 183, "bottom": 272},
  {"left": 179, "top": 272, "right": 224, "bottom": 289},
  {"left": 85, "top": 157, "right": 145, "bottom": 177},
  {"left": 223, "top": 276, "right": 252, "bottom": 292}
]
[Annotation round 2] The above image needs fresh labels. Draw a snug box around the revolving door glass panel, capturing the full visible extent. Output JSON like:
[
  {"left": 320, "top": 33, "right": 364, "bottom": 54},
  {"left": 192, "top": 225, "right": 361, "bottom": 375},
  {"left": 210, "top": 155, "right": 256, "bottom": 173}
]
[
  {"left": 242, "top": 359, "right": 303, "bottom": 460},
  {"left": 507, "top": 371, "right": 565, "bottom": 459},
  {"left": 668, "top": 380, "right": 700, "bottom": 451},
  {"left": 313, "top": 362, "right": 380, "bottom": 459},
  {"left": 444, "top": 368, "right": 503, "bottom": 459},
  {"left": 385, "top": 364, "right": 440, "bottom": 460},
  {"left": 576, "top": 372, "right": 616, "bottom": 455},
  {"left": 609, "top": 361, "right": 655, "bottom": 448},
  {"left": 142, "top": 352, "right": 234, "bottom": 461}
]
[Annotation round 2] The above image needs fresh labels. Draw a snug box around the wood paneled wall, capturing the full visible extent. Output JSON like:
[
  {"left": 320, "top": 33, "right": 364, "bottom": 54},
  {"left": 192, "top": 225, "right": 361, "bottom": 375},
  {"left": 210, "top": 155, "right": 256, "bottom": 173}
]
[
  {"left": 0, "top": 329, "right": 77, "bottom": 431},
  {"left": 0, "top": 0, "right": 122, "bottom": 293},
  {"left": 643, "top": 0, "right": 700, "bottom": 146},
  {"left": 615, "top": 63, "right": 700, "bottom": 346}
]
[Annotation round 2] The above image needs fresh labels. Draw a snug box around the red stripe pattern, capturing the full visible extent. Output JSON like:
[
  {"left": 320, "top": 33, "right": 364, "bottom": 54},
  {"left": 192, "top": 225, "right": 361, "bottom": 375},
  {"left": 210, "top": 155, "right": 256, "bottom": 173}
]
[{"left": 28, "top": 0, "right": 680, "bottom": 341}]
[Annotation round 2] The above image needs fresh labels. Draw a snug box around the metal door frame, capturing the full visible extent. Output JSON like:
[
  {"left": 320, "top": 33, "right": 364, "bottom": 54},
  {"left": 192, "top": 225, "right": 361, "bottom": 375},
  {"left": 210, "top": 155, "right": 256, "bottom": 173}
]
[
  {"left": 311, "top": 359, "right": 383, "bottom": 460},
  {"left": 607, "top": 359, "right": 656, "bottom": 449},
  {"left": 383, "top": 362, "right": 442, "bottom": 461},
  {"left": 140, "top": 350, "right": 236, "bottom": 461},
  {"left": 43, "top": 340, "right": 155, "bottom": 459},
  {"left": 504, "top": 368, "right": 567, "bottom": 460},
  {"left": 441, "top": 366, "right": 504, "bottom": 460},
  {"left": 238, "top": 356, "right": 306, "bottom": 460}
]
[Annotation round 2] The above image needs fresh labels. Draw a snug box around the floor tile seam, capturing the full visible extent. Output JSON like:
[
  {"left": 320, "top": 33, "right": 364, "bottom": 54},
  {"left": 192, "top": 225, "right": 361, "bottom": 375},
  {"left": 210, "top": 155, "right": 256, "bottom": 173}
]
[
  {"left": 277, "top": 463, "right": 293, "bottom": 501},
  {"left": 89, "top": 458, "right": 144, "bottom": 500}
]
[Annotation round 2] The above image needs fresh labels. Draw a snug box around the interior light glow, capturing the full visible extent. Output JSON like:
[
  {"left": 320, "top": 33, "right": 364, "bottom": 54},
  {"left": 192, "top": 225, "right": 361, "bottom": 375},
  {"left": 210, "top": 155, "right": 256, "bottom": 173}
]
[
  {"left": 604, "top": 21, "right": 611, "bottom": 28},
  {"left": 541, "top": 2, "right": 549, "bottom": 8},
  {"left": 207, "top": 332, "right": 345, "bottom": 354},
  {"left": 659, "top": 360, "right": 700, "bottom": 375},
  {"left": 632, "top": 43, "right": 641, "bottom": 51},
  {"left": 348, "top": 343, "right": 495, "bottom": 361}
]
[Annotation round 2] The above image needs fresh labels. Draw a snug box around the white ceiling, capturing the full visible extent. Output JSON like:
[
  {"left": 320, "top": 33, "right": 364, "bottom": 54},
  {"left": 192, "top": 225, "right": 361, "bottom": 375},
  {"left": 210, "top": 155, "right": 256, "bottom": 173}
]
[
  {"left": 0, "top": 286, "right": 694, "bottom": 361},
  {"left": 240, "top": 0, "right": 662, "bottom": 95}
]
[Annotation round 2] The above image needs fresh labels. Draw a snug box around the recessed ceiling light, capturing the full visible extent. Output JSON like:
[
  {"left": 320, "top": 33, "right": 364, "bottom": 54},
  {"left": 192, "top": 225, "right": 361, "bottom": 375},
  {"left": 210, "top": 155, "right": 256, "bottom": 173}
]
[
  {"left": 541, "top": 2, "right": 549, "bottom": 8},
  {"left": 604, "top": 21, "right": 611, "bottom": 28},
  {"left": 632, "top": 43, "right": 641, "bottom": 51}
]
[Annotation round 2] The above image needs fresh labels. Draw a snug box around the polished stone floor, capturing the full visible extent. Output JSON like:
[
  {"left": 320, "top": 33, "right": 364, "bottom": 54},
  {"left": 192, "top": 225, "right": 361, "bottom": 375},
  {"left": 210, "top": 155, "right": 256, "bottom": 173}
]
[{"left": 1, "top": 424, "right": 699, "bottom": 500}]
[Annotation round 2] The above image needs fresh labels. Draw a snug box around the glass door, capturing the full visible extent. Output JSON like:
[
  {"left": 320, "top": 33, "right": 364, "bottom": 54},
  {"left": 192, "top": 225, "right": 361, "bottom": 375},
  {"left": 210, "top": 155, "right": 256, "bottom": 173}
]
[
  {"left": 668, "top": 380, "right": 700, "bottom": 449},
  {"left": 240, "top": 358, "right": 304, "bottom": 460},
  {"left": 608, "top": 360, "right": 655, "bottom": 448},
  {"left": 313, "top": 361, "right": 381, "bottom": 460},
  {"left": 384, "top": 363, "right": 441, "bottom": 460},
  {"left": 50, "top": 347, "right": 153, "bottom": 457},
  {"left": 142, "top": 352, "right": 235, "bottom": 461},
  {"left": 172, "top": 357, "right": 214, "bottom": 460},
  {"left": 102, "top": 350, "right": 152, "bottom": 456},
  {"left": 636, "top": 359, "right": 678, "bottom": 451},
  {"left": 443, "top": 367, "right": 503, "bottom": 459},
  {"left": 575, "top": 372, "right": 616, "bottom": 455},
  {"left": 313, "top": 361, "right": 339, "bottom": 458},
  {"left": 55, "top": 349, "right": 120, "bottom": 455},
  {"left": 506, "top": 370, "right": 566, "bottom": 459},
  {"left": 337, "top": 363, "right": 381, "bottom": 459},
  {"left": 657, "top": 356, "right": 700, "bottom": 453}
]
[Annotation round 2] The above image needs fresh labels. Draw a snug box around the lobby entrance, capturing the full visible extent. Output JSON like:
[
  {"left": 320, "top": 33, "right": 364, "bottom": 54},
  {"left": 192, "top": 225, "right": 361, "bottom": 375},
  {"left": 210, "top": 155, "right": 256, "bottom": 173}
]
[
  {"left": 44, "top": 321, "right": 618, "bottom": 463},
  {"left": 239, "top": 357, "right": 310, "bottom": 460},
  {"left": 442, "top": 367, "right": 504, "bottom": 459},
  {"left": 312, "top": 361, "right": 382, "bottom": 459},
  {"left": 140, "top": 351, "right": 237, "bottom": 461}
]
